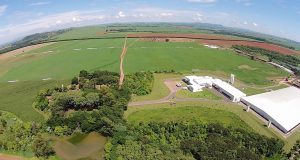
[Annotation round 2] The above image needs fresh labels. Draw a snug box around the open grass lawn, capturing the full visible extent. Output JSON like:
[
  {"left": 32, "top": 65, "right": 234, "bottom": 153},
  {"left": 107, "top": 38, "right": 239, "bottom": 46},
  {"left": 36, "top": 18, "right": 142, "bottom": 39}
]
[
  {"left": 131, "top": 73, "right": 183, "bottom": 102},
  {"left": 0, "top": 80, "right": 69, "bottom": 121},
  {"left": 0, "top": 39, "right": 129, "bottom": 82},
  {"left": 128, "top": 105, "right": 250, "bottom": 130},
  {"left": 176, "top": 89, "right": 222, "bottom": 100},
  {"left": 124, "top": 41, "right": 288, "bottom": 85},
  {"left": 125, "top": 101, "right": 300, "bottom": 151},
  {"left": 54, "top": 132, "right": 106, "bottom": 160}
]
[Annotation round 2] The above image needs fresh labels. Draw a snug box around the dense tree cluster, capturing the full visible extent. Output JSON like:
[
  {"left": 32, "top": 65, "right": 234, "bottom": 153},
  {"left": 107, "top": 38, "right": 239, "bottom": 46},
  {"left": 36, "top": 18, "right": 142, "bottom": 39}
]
[
  {"left": 124, "top": 71, "right": 154, "bottom": 96},
  {"left": 0, "top": 112, "right": 41, "bottom": 153},
  {"left": 232, "top": 45, "right": 300, "bottom": 75},
  {"left": 33, "top": 71, "right": 131, "bottom": 137},
  {"left": 106, "top": 122, "right": 284, "bottom": 160},
  {"left": 287, "top": 140, "right": 300, "bottom": 160}
]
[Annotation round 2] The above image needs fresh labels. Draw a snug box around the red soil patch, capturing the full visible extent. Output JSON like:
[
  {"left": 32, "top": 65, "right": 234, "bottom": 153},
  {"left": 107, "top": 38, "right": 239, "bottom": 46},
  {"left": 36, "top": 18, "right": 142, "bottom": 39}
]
[
  {"left": 96, "top": 32, "right": 106, "bottom": 36},
  {"left": 128, "top": 33, "right": 298, "bottom": 55},
  {"left": 139, "top": 38, "right": 195, "bottom": 43},
  {"left": 198, "top": 39, "right": 298, "bottom": 55},
  {"left": 0, "top": 154, "right": 23, "bottom": 160},
  {"left": 176, "top": 26, "right": 193, "bottom": 29},
  {"left": 128, "top": 33, "right": 233, "bottom": 40}
]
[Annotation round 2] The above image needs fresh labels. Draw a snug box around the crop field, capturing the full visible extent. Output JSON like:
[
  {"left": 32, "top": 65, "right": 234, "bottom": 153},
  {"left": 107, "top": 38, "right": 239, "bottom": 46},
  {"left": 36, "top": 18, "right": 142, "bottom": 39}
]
[
  {"left": 128, "top": 33, "right": 299, "bottom": 55},
  {"left": 124, "top": 41, "right": 288, "bottom": 85},
  {"left": 0, "top": 80, "right": 69, "bottom": 121},
  {"left": 0, "top": 39, "right": 130, "bottom": 82}
]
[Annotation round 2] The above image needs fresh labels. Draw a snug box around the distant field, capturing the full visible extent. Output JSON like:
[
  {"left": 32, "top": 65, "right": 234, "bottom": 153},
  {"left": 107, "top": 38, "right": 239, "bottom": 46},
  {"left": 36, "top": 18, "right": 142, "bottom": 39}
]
[
  {"left": 0, "top": 80, "right": 69, "bottom": 121},
  {"left": 124, "top": 41, "right": 288, "bottom": 85},
  {"left": 0, "top": 39, "right": 129, "bottom": 82}
]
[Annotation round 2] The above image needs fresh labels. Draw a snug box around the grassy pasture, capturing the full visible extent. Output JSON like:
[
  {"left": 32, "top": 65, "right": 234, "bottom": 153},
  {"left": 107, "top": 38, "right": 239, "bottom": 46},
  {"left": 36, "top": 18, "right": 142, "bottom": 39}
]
[
  {"left": 0, "top": 39, "right": 128, "bottom": 82},
  {"left": 125, "top": 101, "right": 280, "bottom": 138},
  {"left": 125, "top": 101, "right": 300, "bottom": 151},
  {"left": 124, "top": 41, "right": 288, "bottom": 85},
  {"left": 176, "top": 89, "right": 222, "bottom": 100},
  {"left": 0, "top": 80, "right": 69, "bottom": 121}
]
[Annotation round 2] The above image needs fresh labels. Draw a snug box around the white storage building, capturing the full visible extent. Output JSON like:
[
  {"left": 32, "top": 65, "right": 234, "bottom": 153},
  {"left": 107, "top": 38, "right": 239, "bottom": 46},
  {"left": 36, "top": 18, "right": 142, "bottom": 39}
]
[
  {"left": 241, "top": 87, "right": 300, "bottom": 133},
  {"left": 183, "top": 75, "right": 246, "bottom": 102},
  {"left": 212, "top": 80, "right": 246, "bottom": 102}
]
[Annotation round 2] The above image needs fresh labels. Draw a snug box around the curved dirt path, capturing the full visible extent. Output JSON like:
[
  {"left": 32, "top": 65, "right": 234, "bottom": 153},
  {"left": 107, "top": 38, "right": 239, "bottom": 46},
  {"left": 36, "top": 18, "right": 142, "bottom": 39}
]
[{"left": 119, "top": 37, "right": 127, "bottom": 87}]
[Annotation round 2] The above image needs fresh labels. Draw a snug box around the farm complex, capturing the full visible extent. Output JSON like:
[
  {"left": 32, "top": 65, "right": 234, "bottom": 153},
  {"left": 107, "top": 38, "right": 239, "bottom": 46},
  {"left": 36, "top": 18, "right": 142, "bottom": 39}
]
[{"left": 0, "top": 24, "right": 299, "bottom": 159}]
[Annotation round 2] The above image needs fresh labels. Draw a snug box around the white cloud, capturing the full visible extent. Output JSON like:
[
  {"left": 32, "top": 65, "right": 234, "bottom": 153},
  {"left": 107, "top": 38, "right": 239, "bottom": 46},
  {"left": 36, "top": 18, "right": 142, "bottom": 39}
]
[
  {"left": 253, "top": 22, "right": 258, "bottom": 26},
  {"left": 185, "top": 0, "right": 217, "bottom": 3},
  {"left": 243, "top": 21, "right": 248, "bottom": 25},
  {"left": 0, "top": 5, "right": 7, "bottom": 16},
  {"left": 118, "top": 11, "right": 126, "bottom": 18},
  {"left": 159, "top": 12, "right": 173, "bottom": 17},
  {"left": 29, "top": 1, "right": 51, "bottom": 6},
  {"left": 235, "top": 0, "right": 252, "bottom": 6}
]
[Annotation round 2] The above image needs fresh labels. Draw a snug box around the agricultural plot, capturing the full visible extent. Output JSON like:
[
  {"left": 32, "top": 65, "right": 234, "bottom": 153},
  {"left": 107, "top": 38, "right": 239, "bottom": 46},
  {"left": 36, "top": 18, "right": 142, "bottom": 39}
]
[
  {"left": 0, "top": 80, "right": 69, "bottom": 121},
  {"left": 124, "top": 41, "right": 288, "bottom": 85},
  {"left": 0, "top": 39, "right": 129, "bottom": 82}
]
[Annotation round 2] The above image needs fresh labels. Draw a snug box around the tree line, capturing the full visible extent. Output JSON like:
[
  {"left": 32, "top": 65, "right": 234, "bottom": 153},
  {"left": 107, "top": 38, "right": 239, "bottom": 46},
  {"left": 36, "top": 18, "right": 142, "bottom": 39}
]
[
  {"left": 105, "top": 122, "right": 285, "bottom": 160},
  {"left": 232, "top": 45, "right": 300, "bottom": 76}
]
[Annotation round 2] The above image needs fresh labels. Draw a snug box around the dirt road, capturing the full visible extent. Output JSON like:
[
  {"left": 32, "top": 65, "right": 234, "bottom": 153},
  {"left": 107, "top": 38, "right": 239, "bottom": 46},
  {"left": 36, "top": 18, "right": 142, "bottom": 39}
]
[
  {"left": 119, "top": 37, "right": 127, "bottom": 87},
  {"left": 0, "top": 154, "right": 24, "bottom": 160}
]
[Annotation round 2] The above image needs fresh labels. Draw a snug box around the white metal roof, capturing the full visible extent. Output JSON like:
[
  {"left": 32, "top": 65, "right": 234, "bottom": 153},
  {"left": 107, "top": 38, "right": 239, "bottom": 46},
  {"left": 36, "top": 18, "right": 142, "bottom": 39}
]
[
  {"left": 242, "top": 87, "right": 300, "bottom": 132},
  {"left": 213, "top": 80, "right": 246, "bottom": 98}
]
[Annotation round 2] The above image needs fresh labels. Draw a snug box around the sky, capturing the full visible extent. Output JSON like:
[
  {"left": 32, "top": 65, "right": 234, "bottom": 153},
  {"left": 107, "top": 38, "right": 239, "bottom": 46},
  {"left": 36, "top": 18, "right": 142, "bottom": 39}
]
[{"left": 0, "top": 0, "right": 300, "bottom": 44}]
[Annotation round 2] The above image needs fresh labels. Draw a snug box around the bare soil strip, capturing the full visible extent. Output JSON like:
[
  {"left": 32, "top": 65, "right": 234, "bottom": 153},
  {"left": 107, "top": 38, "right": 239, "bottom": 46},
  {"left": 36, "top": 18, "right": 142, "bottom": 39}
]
[
  {"left": 119, "top": 37, "right": 127, "bottom": 87},
  {"left": 0, "top": 154, "right": 24, "bottom": 160},
  {"left": 0, "top": 42, "right": 56, "bottom": 60}
]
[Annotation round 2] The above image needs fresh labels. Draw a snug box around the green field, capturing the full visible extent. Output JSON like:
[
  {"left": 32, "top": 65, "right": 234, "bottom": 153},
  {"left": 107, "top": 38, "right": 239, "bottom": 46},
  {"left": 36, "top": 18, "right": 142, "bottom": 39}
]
[
  {"left": 0, "top": 80, "right": 69, "bottom": 121},
  {"left": 0, "top": 39, "right": 129, "bottom": 82},
  {"left": 124, "top": 41, "right": 288, "bottom": 85}
]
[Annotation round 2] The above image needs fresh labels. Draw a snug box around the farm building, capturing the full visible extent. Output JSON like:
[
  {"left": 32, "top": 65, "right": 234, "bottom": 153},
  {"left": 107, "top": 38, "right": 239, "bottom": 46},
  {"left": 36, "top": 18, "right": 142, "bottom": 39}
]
[
  {"left": 212, "top": 80, "right": 246, "bottom": 102},
  {"left": 241, "top": 87, "right": 300, "bottom": 133},
  {"left": 183, "top": 76, "right": 246, "bottom": 102}
]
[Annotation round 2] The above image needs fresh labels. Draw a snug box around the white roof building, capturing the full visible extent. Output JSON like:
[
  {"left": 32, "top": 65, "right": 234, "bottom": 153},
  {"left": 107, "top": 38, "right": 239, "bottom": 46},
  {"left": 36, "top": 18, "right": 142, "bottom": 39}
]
[
  {"left": 241, "top": 87, "right": 300, "bottom": 133},
  {"left": 183, "top": 75, "right": 246, "bottom": 102},
  {"left": 213, "top": 80, "right": 246, "bottom": 102}
]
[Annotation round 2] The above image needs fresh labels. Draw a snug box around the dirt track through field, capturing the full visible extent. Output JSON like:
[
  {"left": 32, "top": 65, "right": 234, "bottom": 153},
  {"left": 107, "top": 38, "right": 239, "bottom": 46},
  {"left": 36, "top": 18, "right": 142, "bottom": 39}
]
[
  {"left": 0, "top": 154, "right": 24, "bottom": 160},
  {"left": 119, "top": 37, "right": 127, "bottom": 87}
]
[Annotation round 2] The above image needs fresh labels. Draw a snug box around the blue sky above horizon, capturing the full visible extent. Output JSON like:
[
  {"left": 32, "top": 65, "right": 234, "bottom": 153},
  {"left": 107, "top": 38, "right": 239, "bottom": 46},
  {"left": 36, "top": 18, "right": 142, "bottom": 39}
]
[{"left": 0, "top": 0, "right": 300, "bottom": 44}]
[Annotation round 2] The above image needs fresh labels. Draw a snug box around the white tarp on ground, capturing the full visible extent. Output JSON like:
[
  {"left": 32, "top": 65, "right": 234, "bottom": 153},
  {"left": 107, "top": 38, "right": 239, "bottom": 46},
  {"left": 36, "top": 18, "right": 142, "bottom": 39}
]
[{"left": 241, "top": 86, "right": 300, "bottom": 133}]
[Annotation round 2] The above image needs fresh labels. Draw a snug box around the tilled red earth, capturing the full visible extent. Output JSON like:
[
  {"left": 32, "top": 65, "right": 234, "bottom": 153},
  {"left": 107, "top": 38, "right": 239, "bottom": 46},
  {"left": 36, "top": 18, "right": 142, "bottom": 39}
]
[{"left": 127, "top": 33, "right": 298, "bottom": 55}]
